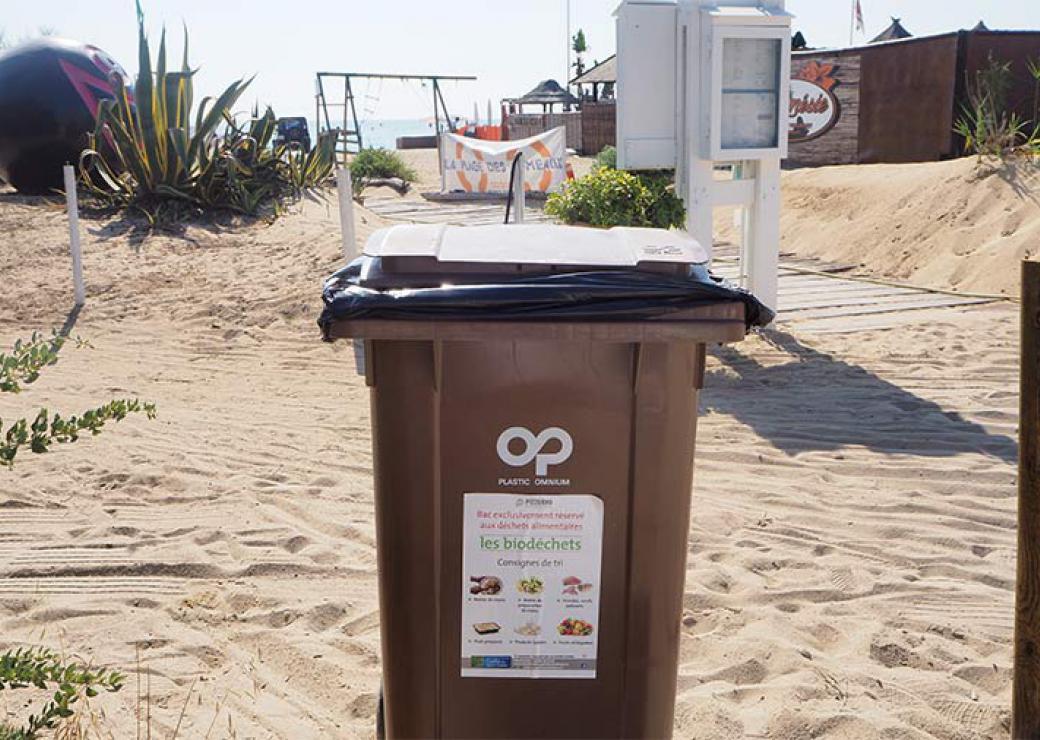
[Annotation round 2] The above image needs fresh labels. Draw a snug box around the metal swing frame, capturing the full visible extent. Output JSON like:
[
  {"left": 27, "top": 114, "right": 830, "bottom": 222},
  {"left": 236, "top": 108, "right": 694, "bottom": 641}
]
[{"left": 314, "top": 72, "right": 476, "bottom": 165}]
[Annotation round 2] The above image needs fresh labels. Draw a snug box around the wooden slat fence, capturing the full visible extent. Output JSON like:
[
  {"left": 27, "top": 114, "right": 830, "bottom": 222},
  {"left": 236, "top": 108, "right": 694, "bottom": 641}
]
[{"left": 504, "top": 112, "right": 583, "bottom": 150}]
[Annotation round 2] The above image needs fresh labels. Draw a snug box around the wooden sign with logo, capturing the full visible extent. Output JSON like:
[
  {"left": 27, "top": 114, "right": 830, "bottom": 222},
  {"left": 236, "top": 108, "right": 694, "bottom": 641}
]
[{"left": 788, "top": 61, "right": 841, "bottom": 143}]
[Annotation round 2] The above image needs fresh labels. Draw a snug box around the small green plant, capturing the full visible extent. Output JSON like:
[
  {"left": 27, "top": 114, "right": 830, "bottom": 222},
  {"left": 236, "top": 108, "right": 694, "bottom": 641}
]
[
  {"left": 954, "top": 53, "right": 1033, "bottom": 157},
  {"left": 79, "top": 12, "right": 336, "bottom": 225},
  {"left": 594, "top": 145, "right": 617, "bottom": 171},
  {"left": 0, "top": 333, "right": 156, "bottom": 468},
  {"left": 1028, "top": 57, "right": 1040, "bottom": 153},
  {"left": 0, "top": 330, "right": 86, "bottom": 393},
  {"left": 1, "top": 399, "right": 157, "bottom": 468},
  {"left": 349, "top": 148, "right": 418, "bottom": 195},
  {"left": 546, "top": 166, "right": 685, "bottom": 229},
  {"left": 0, "top": 646, "right": 124, "bottom": 739}
]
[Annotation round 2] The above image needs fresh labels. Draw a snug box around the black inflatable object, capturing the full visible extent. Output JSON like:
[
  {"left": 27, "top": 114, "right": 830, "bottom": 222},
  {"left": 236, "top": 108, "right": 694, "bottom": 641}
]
[
  {"left": 0, "top": 38, "right": 130, "bottom": 194},
  {"left": 319, "top": 258, "right": 773, "bottom": 337}
]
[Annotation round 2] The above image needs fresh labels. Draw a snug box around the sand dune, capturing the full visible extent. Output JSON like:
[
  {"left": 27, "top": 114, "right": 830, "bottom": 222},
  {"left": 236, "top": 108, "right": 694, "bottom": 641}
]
[
  {"left": 0, "top": 159, "right": 1022, "bottom": 738},
  {"left": 773, "top": 156, "right": 1040, "bottom": 298}
]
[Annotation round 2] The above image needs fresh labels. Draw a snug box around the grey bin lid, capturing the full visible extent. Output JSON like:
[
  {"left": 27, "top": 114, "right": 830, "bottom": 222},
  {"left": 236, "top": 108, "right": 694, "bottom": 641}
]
[
  {"left": 320, "top": 221, "right": 764, "bottom": 342},
  {"left": 362, "top": 224, "right": 708, "bottom": 270}
]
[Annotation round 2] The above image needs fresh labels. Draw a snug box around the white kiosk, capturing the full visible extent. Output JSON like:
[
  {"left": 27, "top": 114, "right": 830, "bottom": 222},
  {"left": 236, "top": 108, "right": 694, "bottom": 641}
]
[{"left": 616, "top": 0, "right": 791, "bottom": 314}]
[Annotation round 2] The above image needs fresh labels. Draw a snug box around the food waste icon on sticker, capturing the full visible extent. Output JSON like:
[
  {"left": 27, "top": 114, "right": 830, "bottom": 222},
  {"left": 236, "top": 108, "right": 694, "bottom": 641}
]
[
  {"left": 562, "top": 575, "right": 595, "bottom": 595},
  {"left": 515, "top": 621, "right": 542, "bottom": 637},
  {"left": 469, "top": 575, "right": 503, "bottom": 595},
  {"left": 517, "top": 576, "right": 544, "bottom": 595},
  {"left": 558, "top": 618, "right": 594, "bottom": 637}
]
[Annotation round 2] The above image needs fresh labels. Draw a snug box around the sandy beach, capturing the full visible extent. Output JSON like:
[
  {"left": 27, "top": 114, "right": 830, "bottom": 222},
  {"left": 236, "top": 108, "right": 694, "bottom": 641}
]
[{"left": 0, "top": 151, "right": 1023, "bottom": 738}]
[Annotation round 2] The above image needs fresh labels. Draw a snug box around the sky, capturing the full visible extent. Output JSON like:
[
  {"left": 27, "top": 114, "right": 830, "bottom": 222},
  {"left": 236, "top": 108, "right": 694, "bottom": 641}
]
[{"left": 3, "top": 1, "right": 1040, "bottom": 123}]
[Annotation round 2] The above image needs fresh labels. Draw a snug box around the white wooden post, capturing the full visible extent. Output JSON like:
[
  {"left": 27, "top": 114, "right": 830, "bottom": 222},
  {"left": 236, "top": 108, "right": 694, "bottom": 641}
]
[
  {"left": 335, "top": 166, "right": 357, "bottom": 263},
  {"left": 687, "top": 160, "right": 714, "bottom": 261},
  {"left": 63, "top": 165, "right": 85, "bottom": 307},
  {"left": 439, "top": 133, "right": 448, "bottom": 193},
  {"left": 746, "top": 158, "right": 781, "bottom": 310}
]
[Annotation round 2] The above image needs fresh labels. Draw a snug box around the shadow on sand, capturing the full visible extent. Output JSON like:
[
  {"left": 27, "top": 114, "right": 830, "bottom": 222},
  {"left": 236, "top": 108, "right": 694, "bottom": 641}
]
[
  {"left": 85, "top": 213, "right": 162, "bottom": 249},
  {"left": 84, "top": 207, "right": 269, "bottom": 249},
  {"left": 702, "top": 328, "right": 1017, "bottom": 464},
  {"left": 58, "top": 304, "right": 82, "bottom": 339},
  {"left": 978, "top": 156, "right": 1040, "bottom": 205}
]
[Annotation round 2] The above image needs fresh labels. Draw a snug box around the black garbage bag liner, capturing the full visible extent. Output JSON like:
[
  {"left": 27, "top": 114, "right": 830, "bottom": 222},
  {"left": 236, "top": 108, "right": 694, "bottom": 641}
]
[{"left": 318, "top": 257, "right": 774, "bottom": 338}]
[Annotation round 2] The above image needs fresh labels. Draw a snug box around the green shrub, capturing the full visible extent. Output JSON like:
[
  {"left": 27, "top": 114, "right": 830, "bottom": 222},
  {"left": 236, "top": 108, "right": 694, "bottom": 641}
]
[
  {"left": 1029, "top": 56, "right": 1040, "bottom": 154},
  {"left": 0, "top": 646, "right": 124, "bottom": 739},
  {"left": 594, "top": 145, "right": 617, "bottom": 171},
  {"left": 954, "top": 53, "right": 1036, "bottom": 157},
  {"left": 640, "top": 172, "right": 686, "bottom": 231},
  {"left": 80, "top": 19, "right": 335, "bottom": 225},
  {"left": 545, "top": 167, "right": 685, "bottom": 229},
  {"left": 349, "top": 148, "right": 418, "bottom": 194}
]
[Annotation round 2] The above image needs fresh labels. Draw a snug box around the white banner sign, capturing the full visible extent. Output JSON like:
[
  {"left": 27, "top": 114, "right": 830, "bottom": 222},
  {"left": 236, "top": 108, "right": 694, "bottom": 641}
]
[{"left": 441, "top": 127, "right": 567, "bottom": 194}]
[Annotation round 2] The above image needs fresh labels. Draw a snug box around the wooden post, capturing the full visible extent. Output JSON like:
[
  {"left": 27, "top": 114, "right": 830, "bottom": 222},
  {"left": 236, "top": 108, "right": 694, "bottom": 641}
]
[
  {"left": 63, "top": 164, "right": 85, "bottom": 307},
  {"left": 1015, "top": 258, "right": 1040, "bottom": 739}
]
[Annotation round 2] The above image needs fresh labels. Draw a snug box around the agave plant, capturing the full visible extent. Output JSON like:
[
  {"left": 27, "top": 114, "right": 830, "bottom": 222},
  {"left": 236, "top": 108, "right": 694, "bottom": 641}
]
[
  {"left": 80, "top": 18, "right": 335, "bottom": 224},
  {"left": 197, "top": 105, "right": 337, "bottom": 215}
]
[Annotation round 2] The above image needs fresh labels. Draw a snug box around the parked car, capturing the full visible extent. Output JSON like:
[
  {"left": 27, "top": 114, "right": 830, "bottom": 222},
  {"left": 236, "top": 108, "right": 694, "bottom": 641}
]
[{"left": 274, "top": 117, "right": 311, "bottom": 153}]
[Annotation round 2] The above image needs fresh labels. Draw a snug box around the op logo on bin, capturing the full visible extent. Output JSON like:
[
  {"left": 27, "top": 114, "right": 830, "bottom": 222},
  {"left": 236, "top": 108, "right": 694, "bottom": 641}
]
[{"left": 496, "top": 427, "right": 573, "bottom": 476}]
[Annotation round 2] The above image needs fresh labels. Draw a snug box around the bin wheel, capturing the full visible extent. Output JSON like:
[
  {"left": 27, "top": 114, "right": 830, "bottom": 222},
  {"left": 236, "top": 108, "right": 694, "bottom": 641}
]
[{"left": 376, "top": 685, "right": 385, "bottom": 740}]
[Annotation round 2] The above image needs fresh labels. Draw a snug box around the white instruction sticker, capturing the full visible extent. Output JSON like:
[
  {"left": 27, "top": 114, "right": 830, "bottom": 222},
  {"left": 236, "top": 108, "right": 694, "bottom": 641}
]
[{"left": 460, "top": 493, "right": 603, "bottom": 679}]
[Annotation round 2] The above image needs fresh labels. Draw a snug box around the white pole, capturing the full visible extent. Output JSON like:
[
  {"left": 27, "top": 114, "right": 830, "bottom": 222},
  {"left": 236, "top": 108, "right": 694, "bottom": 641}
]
[
  {"left": 746, "top": 158, "right": 781, "bottom": 317},
  {"left": 849, "top": 0, "right": 855, "bottom": 46},
  {"left": 566, "top": 0, "right": 572, "bottom": 95},
  {"left": 335, "top": 166, "right": 358, "bottom": 262},
  {"left": 63, "top": 165, "right": 85, "bottom": 307}
]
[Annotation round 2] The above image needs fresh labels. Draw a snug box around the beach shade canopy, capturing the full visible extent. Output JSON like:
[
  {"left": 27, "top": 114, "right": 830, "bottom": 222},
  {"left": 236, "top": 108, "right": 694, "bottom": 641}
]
[
  {"left": 870, "top": 17, "right": 913, "bottom": 43},
  {"left": 512, "top": 79, "right": 579, "bottom": 109},
  {"left": 571, "top": 56, "right": 617, "bottom": 86}
]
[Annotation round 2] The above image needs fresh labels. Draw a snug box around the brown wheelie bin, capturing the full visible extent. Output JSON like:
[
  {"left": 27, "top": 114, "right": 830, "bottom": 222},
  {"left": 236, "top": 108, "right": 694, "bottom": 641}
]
[{"left": 319, "top": 223, "right": 768, "bottom": 739}]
